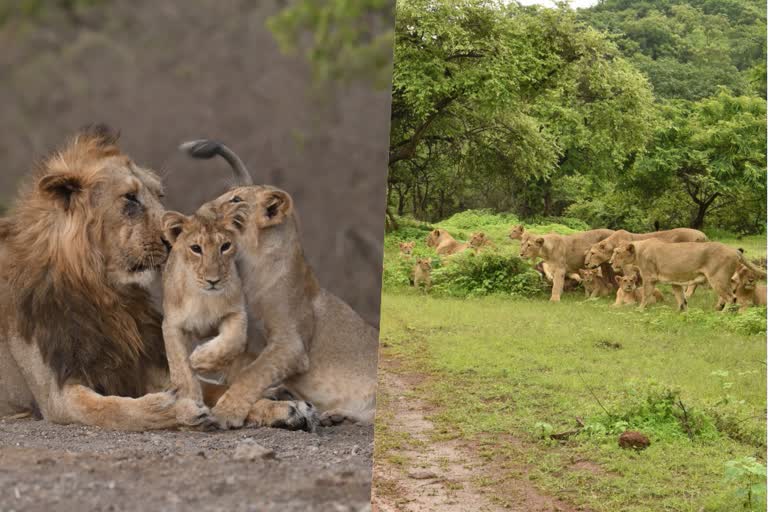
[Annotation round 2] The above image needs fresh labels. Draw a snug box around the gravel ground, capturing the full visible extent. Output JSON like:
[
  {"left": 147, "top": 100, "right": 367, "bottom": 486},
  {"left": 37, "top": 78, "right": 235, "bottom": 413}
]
[{"left": 0, "top": 417, "right": 373, "bottom": 512}]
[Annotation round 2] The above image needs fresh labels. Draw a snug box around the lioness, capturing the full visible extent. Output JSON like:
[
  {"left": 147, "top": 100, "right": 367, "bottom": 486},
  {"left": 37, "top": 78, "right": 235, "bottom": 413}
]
[
  {"left": 412, "top": 259, "right": 432, "bottom": 291},
  {"left": 584, "top": 228, "right": 707, "bottom": 268},
  {"left": 0, "top": 126, "right": 207, "bottom": 430},
  {"left": 180, "top": 140, "right": 378, "bottom": 429},
  {"left": 578, "top": 268, "right": 613, "bottom": 299},
  {"left": 160, "top": 203, "right": 250, "bottom": 410},
  {"left": 519, "top": 229, "right": 614, "bottom": 301},
  {"left": 426, "top": 229, "right": 469, "bottom": 256},
  {"left": 399, "top": 241, "right": 415, "bottom": 257},
  {"left": 732, "top": 265, "right": 766, "bottom": 312},
  {"left": 609, "top": 240, "right": 766, "bottom": 311},
  {"left": 508, "top": 225, "right": 525, "bottom": 241},
  {"left": 469, "top": 232, "right": 495, "bottom": 252},
  {"left": 613, "top": 274, "right": 663, "bottom": 307}
]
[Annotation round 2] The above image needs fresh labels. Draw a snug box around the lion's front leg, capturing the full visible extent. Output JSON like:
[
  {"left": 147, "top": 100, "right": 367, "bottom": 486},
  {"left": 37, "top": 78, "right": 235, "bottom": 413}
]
[
  {"left": 212, "top": 334, "right": 310, "bottom": 429},
  {"left": 162, "top": 320, "right": 203, "bottom": 402},
  {"left": 189, "top": 311, "right": 247, "bottom": 373}
]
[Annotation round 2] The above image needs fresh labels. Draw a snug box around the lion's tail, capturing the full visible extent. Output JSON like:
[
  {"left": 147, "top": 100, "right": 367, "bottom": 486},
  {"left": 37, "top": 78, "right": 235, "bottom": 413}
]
[
  {"left": 179, "top": 139, "right": 253, "bottom": 186},
  {"left": 737, "top": 249, "right": 767, "bottom": 278}
]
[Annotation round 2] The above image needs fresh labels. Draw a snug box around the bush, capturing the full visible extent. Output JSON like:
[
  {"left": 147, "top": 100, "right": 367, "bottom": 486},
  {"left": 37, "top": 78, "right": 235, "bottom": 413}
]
[{"left": 430, "top": 252, "right": 546, "bottom": 298}]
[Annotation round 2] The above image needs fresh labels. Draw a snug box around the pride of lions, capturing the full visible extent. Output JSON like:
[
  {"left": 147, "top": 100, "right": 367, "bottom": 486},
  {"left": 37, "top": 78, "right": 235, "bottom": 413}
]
[
  {"left": 401, "top": 223, "right": 767, "bottom": 312},
  {"left": 0, "top": 126, "right": 378, "bottom": 432}
]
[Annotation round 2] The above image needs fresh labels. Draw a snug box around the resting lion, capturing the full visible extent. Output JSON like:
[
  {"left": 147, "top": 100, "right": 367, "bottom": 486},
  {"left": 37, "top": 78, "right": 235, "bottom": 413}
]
[
  {"left": 610, "top": 240, "right": 766, "bottom": 311},
  {"left": 508, "top": 225, "right": 525, "bottom": 240},
  {"left": 160, "top": 203, "right": 250, "bottom": 414},
  {"left": 519, "top": 229, "right": 614, "bottom": 301},
  {"left": 179, "top": 140, "right": 379, "bottom": 429},
  {"left": 0, "top": 126, "right": 208, "bottom": 430},
  {"left": 732, "top": 265, "right": 766, "bottom": 312},
  {"left": 469, "top": 232, "right": 495, "bottom": 252},
  {"left": 584, "top": 228, "right": 707, "bottom": 268},
  {"left": 426, "top": 229, "right": 469, "bottom": 256}
]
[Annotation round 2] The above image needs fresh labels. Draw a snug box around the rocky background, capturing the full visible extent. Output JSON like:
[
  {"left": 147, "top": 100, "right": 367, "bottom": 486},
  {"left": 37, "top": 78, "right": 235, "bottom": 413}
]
[{"left": 0, "top": 0, "right": 392, "bottom": 327}]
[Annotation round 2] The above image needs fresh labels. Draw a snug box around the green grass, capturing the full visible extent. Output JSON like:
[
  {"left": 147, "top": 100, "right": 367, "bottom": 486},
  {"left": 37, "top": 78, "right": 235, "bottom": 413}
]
[
  {"left": 379, "top": 292, "right": 766, "bottom": 511},
  {"left": 379, "top": 214, "right": 767, "bottom": 511}
]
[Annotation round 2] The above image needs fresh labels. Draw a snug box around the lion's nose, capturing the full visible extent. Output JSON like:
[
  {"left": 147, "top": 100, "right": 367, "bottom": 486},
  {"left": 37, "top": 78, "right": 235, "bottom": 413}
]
[{"left": 206, "top": 278, "right": 220, "bottom": 286}]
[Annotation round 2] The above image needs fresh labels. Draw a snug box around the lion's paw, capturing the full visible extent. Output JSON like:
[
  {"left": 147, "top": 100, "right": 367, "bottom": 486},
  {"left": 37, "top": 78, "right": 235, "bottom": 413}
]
[
  {"left": 211, "top": 396, "right": 251, "bottom": 430},
  {"left": 189, "top": 344, "right": 224, "bottom": 374},
  {"left": 268, "top": 401, "right": 318, "bottom": 433},
  {"left": 175, "top": 397, "right": 214, "bottom": 429}
]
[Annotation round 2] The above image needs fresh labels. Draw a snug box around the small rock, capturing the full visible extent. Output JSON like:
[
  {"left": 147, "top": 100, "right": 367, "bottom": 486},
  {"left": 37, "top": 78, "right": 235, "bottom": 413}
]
[
  {"left": 618, "top": 431, "right": 650, "bottom": 450},
  {"left": 408, "top": 469, "right": 438, "bottom": 480},
  {"left": 233, "top": 440, "right": 276, "bottom": 461}
]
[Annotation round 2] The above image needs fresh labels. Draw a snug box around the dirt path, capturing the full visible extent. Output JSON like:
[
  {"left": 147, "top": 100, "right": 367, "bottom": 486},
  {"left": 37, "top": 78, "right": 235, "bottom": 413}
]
[
  {"left": 0, "top": 417, "right": 373, "bottom": 511},
  {"left": 371, "top": 357, "right": 582, "bottom": 512}
]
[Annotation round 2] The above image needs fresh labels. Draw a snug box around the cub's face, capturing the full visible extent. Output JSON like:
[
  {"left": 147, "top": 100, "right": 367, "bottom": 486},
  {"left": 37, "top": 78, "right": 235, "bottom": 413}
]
[
  {"left": 508, "top": 225, "right": 524, "bottom": 240},
  {"left": 399, "top": 241, "right": 415, "bottom": 255},
  {"left": 519, "top": 237, "right": 544, "bottom": 259},
  {"left": 163, "top": 203, "right": 248, "bottom": 294},
  {"left": 617, "top": 275, "right": 637, "bottom": 293},
  {"left": 417, "top": 258, "right": 432, "bottom": 272},
  {"left": 610, "top": 243, "right": 635, "bottom": 271},
  {"left": 585, "top": 241, "right": 613, "bottom": 269},
  {"left": 579, "top": 269, "right": 598, "bottom": 284}
]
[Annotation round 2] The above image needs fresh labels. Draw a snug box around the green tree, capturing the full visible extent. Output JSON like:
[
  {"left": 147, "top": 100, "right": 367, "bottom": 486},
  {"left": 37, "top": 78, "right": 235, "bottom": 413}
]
[{"left": 630, "top": 91, "right": 766, "bottom": 229}]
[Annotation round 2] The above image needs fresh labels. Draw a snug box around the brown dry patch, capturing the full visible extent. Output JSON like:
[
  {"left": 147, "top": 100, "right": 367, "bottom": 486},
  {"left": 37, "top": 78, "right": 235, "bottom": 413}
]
[{"left": 372, "top": 355, "right": 589, "bottom": 512}]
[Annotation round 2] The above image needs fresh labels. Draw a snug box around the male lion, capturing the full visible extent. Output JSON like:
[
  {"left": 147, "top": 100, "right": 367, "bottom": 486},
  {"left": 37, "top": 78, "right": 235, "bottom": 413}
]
[
  {"left": 426, "top": 229, "right": 469, "bottom": 256},
  {"left": 609, "top": 240, "right": 766, "bottom": 312},
  {"left": 0, "top": 126, "right": 207, "bottom": 430},
  {"left": 160, "top": 203, "right": 251, "bottom": 411},
  {"left": 179, "top": 140, "right": 378, "bottom": 430},
  {"left": 519, "top": 229, "right": 614, "bottom": 302}
]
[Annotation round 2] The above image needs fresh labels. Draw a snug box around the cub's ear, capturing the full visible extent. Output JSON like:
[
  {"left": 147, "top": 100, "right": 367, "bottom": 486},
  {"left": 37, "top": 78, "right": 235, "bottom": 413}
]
[
  {"left": 220, "top": 201, "right": 250, "bottom": 233},
  {"left": 614, "top": 275, "right": 621, "bottom": 284},
  {"left": 434, "top": 229, "right": 441, "bottom": 237},
  {"left": 162, "top": 211, "right": 188, "bottom": 244},
  {"left": 534, "top": 237, "right": 545, "bottom": 246},
  {"left": 256, "top": 189, "right": 292, "bottom": 228},
  {"left": 38, "top": 173, "right": 84, "bottom": 210},
  {"left": 627, "top": 243, "right": 635, "bottom": 254}
]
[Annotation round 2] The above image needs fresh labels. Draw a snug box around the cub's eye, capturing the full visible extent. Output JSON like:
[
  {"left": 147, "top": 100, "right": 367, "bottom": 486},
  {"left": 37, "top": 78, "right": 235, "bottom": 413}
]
[
  {"left": 124, "top": 193, "right": 140, "bottom": 203},
  {"left": 221, "top": 242, "right": 232, "bottom": 253},
  {"left": 190, "top": 245, "right": 203, "bottom": 254},
  {"left": 230, "top": 196, "right": 243, "bottom": 203}
]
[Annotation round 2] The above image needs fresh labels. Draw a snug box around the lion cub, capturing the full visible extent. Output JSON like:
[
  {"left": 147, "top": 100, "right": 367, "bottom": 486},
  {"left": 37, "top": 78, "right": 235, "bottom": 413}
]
[
  {"left": 732, "top": 265, "right": 766, "bottom": 312},
  {"left": 411, "top": 258, "right": 432, "bottom": 291},
  {"left": 614, "top": 273, "right": 663, "bottom": 307},
  {"left": 399, "top": 241, "right": 415, "bottom": 257},
  {"left": 578, "top": 268, "right": 613, "bottom": 299},
  {"left": 470, "top": 232, "right": 495, "bottom": 252},
  {"left": 160, "top": 203, "right": 249, "bottom": 403}
]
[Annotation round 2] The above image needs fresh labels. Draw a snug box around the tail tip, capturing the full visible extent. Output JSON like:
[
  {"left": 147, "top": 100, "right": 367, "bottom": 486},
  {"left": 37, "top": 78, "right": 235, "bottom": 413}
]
[{"left": 178, "top": 139, "right": 222, "bottom": 160}]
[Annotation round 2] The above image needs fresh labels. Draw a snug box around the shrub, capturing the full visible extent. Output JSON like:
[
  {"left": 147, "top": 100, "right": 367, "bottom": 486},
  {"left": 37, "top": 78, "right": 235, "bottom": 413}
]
[{"left": 430, "top": 251, "right": 546, "bottom": 298}]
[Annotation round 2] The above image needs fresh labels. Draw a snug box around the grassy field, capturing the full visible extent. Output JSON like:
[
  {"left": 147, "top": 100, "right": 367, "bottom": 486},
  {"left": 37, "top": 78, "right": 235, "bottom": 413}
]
[{"left": 377, "top": 213, "right": 767, "bottom": 511}]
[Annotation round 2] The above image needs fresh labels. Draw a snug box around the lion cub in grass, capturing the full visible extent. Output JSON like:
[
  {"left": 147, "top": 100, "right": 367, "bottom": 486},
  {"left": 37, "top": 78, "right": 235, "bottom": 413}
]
[
  {"left": 614, "top": 273, "right": 663, "bottom": 307},
  {"left": 411, "top": 258, "right": 432, "bottom": 291},
  {"left": 161, "top": 203, "right": 249, "bottom": 405},
  {"left": 732, "top": 265, "right": 766, "bottom": 312},
  {"left": 578, "top": 268, "right": 613, "bottom": 299}
]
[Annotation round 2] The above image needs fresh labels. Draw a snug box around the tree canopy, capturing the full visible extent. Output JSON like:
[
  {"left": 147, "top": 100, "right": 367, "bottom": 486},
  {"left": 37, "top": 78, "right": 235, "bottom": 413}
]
[{"left": 386, "top": 0, "right": 766, "bottom": 234}]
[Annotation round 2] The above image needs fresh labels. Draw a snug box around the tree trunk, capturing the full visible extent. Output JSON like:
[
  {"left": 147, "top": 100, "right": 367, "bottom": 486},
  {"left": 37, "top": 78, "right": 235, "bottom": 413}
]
[{"left": 690, "top": 202, "right": 708, "bottom": 230}]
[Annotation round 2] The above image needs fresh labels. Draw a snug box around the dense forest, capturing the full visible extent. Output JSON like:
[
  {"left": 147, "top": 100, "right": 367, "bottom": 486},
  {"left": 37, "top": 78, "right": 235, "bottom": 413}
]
[{"left": 386, "top": 0, "right": 766, "bottom": 234}]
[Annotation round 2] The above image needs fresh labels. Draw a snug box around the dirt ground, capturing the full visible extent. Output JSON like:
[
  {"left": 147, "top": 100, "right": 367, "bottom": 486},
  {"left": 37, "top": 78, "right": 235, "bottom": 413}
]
[
  {"left": 0, "top": 417, "right": 373, "bottom": 511},
  {"left": 371, "top": 358, "right": 582, "bottom": 512}
]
